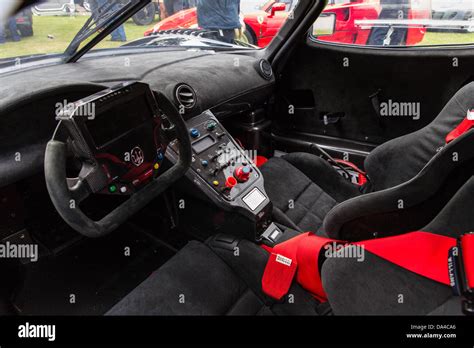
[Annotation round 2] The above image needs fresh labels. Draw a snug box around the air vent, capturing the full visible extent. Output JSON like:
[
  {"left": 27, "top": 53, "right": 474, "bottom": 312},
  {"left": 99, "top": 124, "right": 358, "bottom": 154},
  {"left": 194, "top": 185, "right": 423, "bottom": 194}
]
[
  {"left": 175, "top": 84, "right": 196, "bottom": 109},
  {"left": 257, "top": 59, "right": 273, "bottom": 80}
]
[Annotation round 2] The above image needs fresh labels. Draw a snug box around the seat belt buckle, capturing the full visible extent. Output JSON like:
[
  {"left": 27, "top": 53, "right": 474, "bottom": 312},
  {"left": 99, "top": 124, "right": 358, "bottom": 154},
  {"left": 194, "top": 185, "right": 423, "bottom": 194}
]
[
  {"left": 448, "top": 233, "right": 474, "bottom": 315},
  {"left": 260, "top": 223, "right": 283, "bottom": 246}
]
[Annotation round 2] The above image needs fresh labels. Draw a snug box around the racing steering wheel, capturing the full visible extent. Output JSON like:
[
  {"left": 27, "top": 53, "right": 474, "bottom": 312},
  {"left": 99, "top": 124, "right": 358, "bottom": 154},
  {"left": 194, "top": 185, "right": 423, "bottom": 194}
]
[{"left": 44, "top": 90, "right": 192, "bottom": 238}]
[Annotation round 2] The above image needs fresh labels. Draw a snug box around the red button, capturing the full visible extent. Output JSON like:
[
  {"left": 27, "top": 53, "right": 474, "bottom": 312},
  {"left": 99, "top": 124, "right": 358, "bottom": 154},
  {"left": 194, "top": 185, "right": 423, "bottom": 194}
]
[{"left": 226, "top": 177, "right": 237, "bottom": 188}]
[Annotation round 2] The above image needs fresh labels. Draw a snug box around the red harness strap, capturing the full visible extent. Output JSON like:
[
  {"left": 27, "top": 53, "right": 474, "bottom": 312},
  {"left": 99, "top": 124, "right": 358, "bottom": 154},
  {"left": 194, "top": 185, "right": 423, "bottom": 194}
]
[
  {"left": 446, "top": 116, "right": 474, "bottom": 143},
  {"left": 261, "top": 233, "right": 334, "bottom": 301},
  {"left": 462, "top": 233, "right": 474, "bottom": 289},
  {"left": 262, "top": 231, "right": 467, "bottom": 301}
]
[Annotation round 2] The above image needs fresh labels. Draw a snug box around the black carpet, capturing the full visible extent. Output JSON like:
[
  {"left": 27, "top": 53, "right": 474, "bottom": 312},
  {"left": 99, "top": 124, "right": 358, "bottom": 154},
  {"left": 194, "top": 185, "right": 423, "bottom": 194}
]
[{"left": 12, "top": 226, "right": 175, "bottom": 315}]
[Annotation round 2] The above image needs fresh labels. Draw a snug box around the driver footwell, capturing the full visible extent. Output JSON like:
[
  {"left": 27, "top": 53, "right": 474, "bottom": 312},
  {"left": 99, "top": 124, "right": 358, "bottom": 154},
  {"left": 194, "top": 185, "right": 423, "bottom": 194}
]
[{"left": 11, "top": 226, "right": 175, "bottom": 315}]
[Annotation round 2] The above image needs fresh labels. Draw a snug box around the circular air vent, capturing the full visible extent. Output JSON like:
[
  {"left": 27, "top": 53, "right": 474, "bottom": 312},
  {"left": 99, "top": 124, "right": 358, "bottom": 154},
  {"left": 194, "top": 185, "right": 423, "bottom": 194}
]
[
  {"left": 257, "top": 59, "right": 273, "bottom": 80},
  {"left": 175, "top": 84, "right": 196, "bottom": 109}
]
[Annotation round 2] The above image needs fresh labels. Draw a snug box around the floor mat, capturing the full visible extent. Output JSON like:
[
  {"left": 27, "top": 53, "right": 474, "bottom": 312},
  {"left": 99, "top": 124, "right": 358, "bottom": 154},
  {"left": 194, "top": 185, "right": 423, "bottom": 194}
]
[{"left": 12, "top": 226, "right": 175, "bottom": 315}]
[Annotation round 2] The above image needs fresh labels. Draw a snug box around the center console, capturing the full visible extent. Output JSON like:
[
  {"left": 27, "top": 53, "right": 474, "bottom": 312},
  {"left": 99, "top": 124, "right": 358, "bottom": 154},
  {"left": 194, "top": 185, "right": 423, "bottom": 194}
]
[{"left": 166, "top": 111, "right": 280, "bottom": 242}]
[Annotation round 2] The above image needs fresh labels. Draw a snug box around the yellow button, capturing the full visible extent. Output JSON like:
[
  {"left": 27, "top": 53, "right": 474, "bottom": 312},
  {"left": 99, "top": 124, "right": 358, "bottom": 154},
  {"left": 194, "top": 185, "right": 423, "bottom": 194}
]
[
  {"left": 154, "top": 163, "right": 160, "bottom": 170},
  {"left": 213, "top": 181, "right": 219, "bottom": 186}
]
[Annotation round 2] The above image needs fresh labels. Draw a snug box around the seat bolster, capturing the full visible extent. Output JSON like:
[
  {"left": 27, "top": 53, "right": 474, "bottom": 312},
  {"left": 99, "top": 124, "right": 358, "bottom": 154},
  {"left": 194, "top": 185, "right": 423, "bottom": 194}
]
[
  {"left": 282, "top": 152, "right": 361, "bottom": 202},
  {"left": 321, "top": 250, "right": 452, "bottom": 315},
  {"left": 323, "top": 133, "right": 474, "bottom": 241},
  {"left": 260, "top": 154, "right": 360, "bottom": 231},
  {"left": 365, "top": 81, "right": 474, "bottom": 192},
  {"left": 423, "top": 176, "right": 474, "bottom": 237},
  {"left": 208, "top": 237, "right": 322, "bottom": 315},
  {"left": 107, "top": 237, "right": 322, "bottom": 316},
  {"left": 260, "top": 157, "right": 314, "bottom": 211},
  {"left": 322, "top": 176, "right": 474, "bottom": 315}
]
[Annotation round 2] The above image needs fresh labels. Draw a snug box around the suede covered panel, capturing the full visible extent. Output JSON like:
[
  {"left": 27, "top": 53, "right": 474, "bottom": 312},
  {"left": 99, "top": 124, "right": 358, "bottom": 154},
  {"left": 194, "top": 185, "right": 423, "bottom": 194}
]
[
  {"left": 283, "top": 152, "right": 361, "bottom": 202},
  {"left": 334, "top": 160, "right": 474, "bottom": 241},
  {"left": 424, "top": 176, "right": 474, "bottom": 237},
  {"left": 321, "top": 176, "right": 474, "bottom": 315},
  {"left": 276, "top": 43, "right": 474, "bottom": 146},
  {"left": 0, "top": 51, "right": 272, "bottom": 119},
  {"left": 107, "top": 237, "right": 321, "bottom": 316},
  {"left": 0, "top": 51, "right": 273, "bottom": 188},
  {"left": 260, "top": 154, "right": 360, "bottom": 232},
  {"left": 107, "top": 241, "right": 256, "bottom": 315},
  {"left": 324, "top": 133, "right": 474, "bottom": 240},
  {"left": 322, "top": 250, "right": 452, "bottom": 315},
  {"left": 225, "top": 288, "right": 265, "bottom": 316},
  {"left": 365, "top": 81, "right": 474, "bottom": 191},
  {"left": 260, "top": 157, "right": 314, "bottom": 212},
  {"left": 208, "top": 238, "right": 321, "bottom": 315},
  {"left": 428, "top": 297, "right": 464, "bottom": 316}
]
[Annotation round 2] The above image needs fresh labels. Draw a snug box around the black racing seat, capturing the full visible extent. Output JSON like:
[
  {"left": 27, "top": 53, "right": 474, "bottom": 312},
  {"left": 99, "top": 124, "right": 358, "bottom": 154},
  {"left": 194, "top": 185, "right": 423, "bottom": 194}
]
[
  {"left": 106, "top": 235, "right": 322, "bottom": 316},
  {"left": 106, "top": 177, "right": 474, "bottom": 316},
  {"left": 260, "top": 82, "right": 474, "bottom": 240}
]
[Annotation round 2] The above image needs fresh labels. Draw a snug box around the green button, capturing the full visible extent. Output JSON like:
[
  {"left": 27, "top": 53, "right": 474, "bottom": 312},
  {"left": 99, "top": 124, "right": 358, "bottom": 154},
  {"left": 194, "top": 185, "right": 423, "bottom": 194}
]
[
  {"left": 109, "top": 184, "right": 117, "bottom": 193},
  {"left": 206, "top": 122, "right": 217, "bottom": 131}
]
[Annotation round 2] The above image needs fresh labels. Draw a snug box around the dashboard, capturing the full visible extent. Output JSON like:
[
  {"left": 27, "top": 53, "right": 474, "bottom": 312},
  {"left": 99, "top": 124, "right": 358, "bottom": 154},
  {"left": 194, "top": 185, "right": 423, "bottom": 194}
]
[
  {"left": 0, "top": 50, "right": 275, "bottom": 188},
  {"left": 33, "top": 77, "right": 273, "bottom": 240}
]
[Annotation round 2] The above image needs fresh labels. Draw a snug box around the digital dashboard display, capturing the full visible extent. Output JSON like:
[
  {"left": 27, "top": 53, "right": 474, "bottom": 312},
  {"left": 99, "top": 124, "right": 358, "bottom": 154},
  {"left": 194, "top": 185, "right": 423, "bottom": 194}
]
[
  {"left": 87, "top": 95, "right": 153, "bottom": 148},
  {"left": 192, "top": 135, "right": 215, "bottom": 154}
]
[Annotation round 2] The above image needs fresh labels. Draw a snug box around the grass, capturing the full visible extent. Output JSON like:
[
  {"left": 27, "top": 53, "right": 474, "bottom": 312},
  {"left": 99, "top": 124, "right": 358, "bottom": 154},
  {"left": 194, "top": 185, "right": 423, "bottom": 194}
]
[
  {"left": 2, "top": 15, "right": 474, "bottom": 59},
  {"left": 418, "top": 31, "right": 474, "bottom": 46},
  {"left": 0, "top": 15, "right": 156, "bottom": 59}
]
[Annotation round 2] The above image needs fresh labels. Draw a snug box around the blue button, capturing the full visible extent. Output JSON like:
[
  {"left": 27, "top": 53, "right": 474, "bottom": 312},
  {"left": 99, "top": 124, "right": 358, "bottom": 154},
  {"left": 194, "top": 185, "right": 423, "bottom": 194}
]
[
  {"left": 190, "top": 128, "right": 200, "bottom": 138},
  {"left": 201, "top": 160, "right": 209, "bottom": 167},
  {"left": 242, "top": 166, "right": 251, "bottom": 174}
]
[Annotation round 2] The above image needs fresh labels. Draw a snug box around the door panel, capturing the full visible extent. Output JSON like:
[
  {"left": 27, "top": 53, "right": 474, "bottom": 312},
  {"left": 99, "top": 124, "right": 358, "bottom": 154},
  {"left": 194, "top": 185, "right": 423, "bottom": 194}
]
[{"left": 274, "top": 43, "right": 474, "bottom": 148}]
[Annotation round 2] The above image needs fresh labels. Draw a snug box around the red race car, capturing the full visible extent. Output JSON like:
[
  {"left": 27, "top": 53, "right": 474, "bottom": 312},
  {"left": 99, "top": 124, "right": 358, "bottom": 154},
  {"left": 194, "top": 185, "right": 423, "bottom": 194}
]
[{"left": 144, "top": 0, "right": 430, "bottom": 47}]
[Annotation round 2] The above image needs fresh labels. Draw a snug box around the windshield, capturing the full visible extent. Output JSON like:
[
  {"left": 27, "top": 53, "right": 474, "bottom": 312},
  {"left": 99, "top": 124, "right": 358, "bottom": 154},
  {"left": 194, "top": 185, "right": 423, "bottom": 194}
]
[{"left": 0, "top": 0, "right": 300, "bottom": 65}]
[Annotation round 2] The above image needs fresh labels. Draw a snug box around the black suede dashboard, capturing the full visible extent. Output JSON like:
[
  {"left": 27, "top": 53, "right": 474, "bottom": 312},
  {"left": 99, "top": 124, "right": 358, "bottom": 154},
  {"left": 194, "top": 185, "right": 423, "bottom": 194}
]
[{"left": 0, "top": 50, "right": 274, "bottom": 187}]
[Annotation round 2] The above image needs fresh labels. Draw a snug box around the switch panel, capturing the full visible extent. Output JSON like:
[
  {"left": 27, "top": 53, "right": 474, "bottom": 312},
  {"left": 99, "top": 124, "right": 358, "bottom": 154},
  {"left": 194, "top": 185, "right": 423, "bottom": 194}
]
[
  {"left": 169, "top": 113, "right": 260, "bottom": 202},
  {"left": 166, "top": 110, "right": 272, "bottom": 241}
]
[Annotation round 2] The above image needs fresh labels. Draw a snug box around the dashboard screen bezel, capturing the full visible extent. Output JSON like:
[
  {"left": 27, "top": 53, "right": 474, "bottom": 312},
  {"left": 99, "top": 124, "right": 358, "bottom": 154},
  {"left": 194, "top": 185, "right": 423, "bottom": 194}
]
[{"left": 68, "top": 82, "right": 160, "bottom": 154}]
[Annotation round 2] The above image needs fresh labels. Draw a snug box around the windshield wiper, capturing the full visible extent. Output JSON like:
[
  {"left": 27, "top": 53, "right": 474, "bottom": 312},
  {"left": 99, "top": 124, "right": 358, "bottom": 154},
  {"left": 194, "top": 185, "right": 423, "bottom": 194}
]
[
  {"left": 64, "top": 0, "right": 125, "bottom": 59},
  {"left": 64, "top": 0, "right": 149, "bottom": 63},
  {"left": 64, "top": 0, "right": 114, "bottom": 56}
]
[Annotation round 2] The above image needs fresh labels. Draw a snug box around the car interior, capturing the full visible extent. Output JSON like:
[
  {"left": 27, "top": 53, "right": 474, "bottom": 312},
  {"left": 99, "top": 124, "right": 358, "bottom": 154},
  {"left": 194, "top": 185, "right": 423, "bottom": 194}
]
[{"left": 0, "top": 0, "right": 473, "bottom": 319}]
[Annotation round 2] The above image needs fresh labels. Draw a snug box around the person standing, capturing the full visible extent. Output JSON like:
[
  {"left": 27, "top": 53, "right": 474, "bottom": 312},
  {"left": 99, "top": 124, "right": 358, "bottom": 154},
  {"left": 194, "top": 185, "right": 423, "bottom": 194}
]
[
  {"left": 196, "top": 0, "right": 241, "bottom": 43},
  {"left": 163, "top": 0, "right": 193, "bottom": 17},
  {"left": 90, "top": 0, "right": 127, "bottom": 42},
  {"left": 0, "top": 16, "right": 21, "bottom": 44}
]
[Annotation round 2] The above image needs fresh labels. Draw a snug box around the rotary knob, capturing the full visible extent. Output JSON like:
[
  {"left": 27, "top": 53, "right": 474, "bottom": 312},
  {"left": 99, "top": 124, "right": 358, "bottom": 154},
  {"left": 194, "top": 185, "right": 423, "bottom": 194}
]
[{"left": 234, "top": 165, "right": 251, "bottom": 183}]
